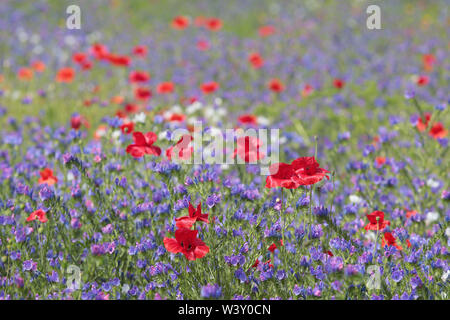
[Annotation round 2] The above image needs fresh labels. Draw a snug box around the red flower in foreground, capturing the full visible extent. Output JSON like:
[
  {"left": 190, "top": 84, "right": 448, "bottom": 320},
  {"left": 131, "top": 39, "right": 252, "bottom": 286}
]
[
  {"left": 416, "top": 112, "right": 431, "bottom": 132},
  {"left": 333, "top": 78, "right": 345, "bottom": 89},
  {"left": 166, "top": 134, "right": 193, "bottom": 161},
  {"left": 56, "top": 67, "right": 75, "bottom": 83},
  {"left": 364, "top": 211, "right": 390, "bottom": 231},
  {"left": 233, "top": 136, "right": 265, "bottom": 163},
  {"left": 38, "top": 168, "right": 57, "bottom": 186},
  {"left": 265, "top": 163, "right": 299, "bottom": 189},
  {"left": 172, "top": 16, "right": 190, "bottom": 30},
  {"left": 205, "top": 17, "right": 222, "bottom": 31},
  {"left": 157, "top": 82, "right": 175, "bottom": 94},
  {"left": 268, "top": 78, "right": 285, "bottom": 93},
  {"left": 248, "top": 53, "right": 264, "bottom": 69},
  {"left": 428, "top": 122, "right": 447, "bottom": 139},
  {"left": 163, "top": 228, "right": 209, "bottom": 261},
  {"left": 126, "top": 131, "right": 161, "bottom": 158},
  {"left": 291, "top": 157, "right": 330, "bottom": 186},
  {"left": 26, "top": 209, "right": 48, "bottom": 223},
  {"left": 200, "top": 81, "right": 219, "bottom": 94},
  {"left": 381, "top": 232, "right": 402, "bottom": 250},
  {"left": 175, "top": 202, "right": 209, "bottom": 229},
  {"left": 120, "top": 122, "right": 134, "bottom": 135},
  {"left": 238, "top": 114, "right": 258, "bottom": 126},
  {"left": 129, "top": 70, "right": 150, "bottom": 83}
]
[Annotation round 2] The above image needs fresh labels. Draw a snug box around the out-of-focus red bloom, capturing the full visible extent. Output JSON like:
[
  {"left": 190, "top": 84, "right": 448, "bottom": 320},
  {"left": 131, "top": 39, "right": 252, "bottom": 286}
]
[
  {"left": 90, "top": 43, "right": 109, "bottom": 60},
  {"left": 291, "top": 156, "right": 330, "bottom": 186},
  {"left": 381, "top": 232, "right": 402, "bottom": 250},
  {"left": 31, "top": 61, "right": 45, "bottom": 72},
  {"left": 80, "top": 60, "right": 93, "bottom": 70},
  {"left": 205, "top": 17, "right": 222, "bottom": 31},
  {"left": 268, "top": 241, "right": 282, "bottom": 253},
  {"left": 238, "top": 114, "right": 257, "bottom": 126},
  {"left": 175, "top": 202, "right": 209, "bottom": 229},
  {"left": 416, "top": 112, "right": 431, "bottom": 131},
  {"left": 364, "top": 211, "right": 390, "bottom": 231},
  {"left": 194, "top": 16, "right": 207, "bottom": 27},
  {"left": 416, "top": 75, "right": 429, "bottom": 86},
  {"left": 406, "top": 210, "right": 417, "bottom": 219},
  {"left": 196, "top": 39, "right": 210, "bottom": 51},
  {"left": 17, "top": 67, "right": 34, "bottom": 80},
  {"left": 157, "top": 82, "right": 175, "bottom": 94},
  {"left": 73, "top": 52, "right": 87, "bottom": 64},
  {"left": 268, "top": 78, "right": 284, "bottom": 93},
  {"left": 422, "top": 54, "right": 436, "bottom": 72},
  {"left": 126, "top": 131, "right": 161, "bottom": 158},
  {"left": 94, "top": 125, "right": 108, "bottom": 140},
  {"left": 172, "top": 16, "right": 190, "bottom": 29},
  {"left": 265, "top": 163, "right": 299, "bottom": 189},
  {"left": 259, "top": 25, "right": 275, "bottom": 37},
  {"left": 166, "top": 134, "right": 193, "bottom": 161},
  {"left": 56, "top": 67, "right": 75, "bottom": 83},
  {"left": 125, "top": 103, "right": 139, "bottom": 114},
  {"left": 429, "top": 122, "right": 447, "bottom": 139},
  {"left": 115, "top": 110, "right": 127, "bottom": 119},
  {"left": 134, "top": 87, "right": 152, "bottom": 100},
  {"left": 107, "top": 54, "right": 131, "bottom": 67},
  {"left": 167, "top": 113, "right": 186, "bottom": 122},
  {"left": 200, "top": 81, "right": 219, "bottom": 94},
  {"left": 133, "top": 45, "right": 148, "bottom": 57},
  {"left": 71, "top": 115, "right": 89, "bottom": 130},
  {"left": 406, "top": 239, "right": 412, "bottom": 248},
  {"left": 163, "top": 228, "right": 209, "bottom": 261},
  {"left": 251, "top": 259, "right": 260, "bottom": 268},
  {"left": 129, "top": 70, "right": 150, "bottom": 83},
  {"left": 120, "top": 122, "right": 134, "bottom": 134},
  {"left": 26, "top": 209, "right": 48, "bottom": 223},
  {"left": 248, "top": 52, "right": 264, "bottom": 69},
  {"left": 375, "top": 156, "right": 386, "bottom": 168},
  {"left": 301, "top": 84, "right": 314, "bottom": 97},
  {"left": 325, "top": 250, "right": 334, "bottom": 257},
  {"left": 38, "top": 168, "right": 57, "bottom": 186},
  {"left": 233, "top": 136, "right": 265, "bottom": 163},
  {"left": 333, "top": 78, "right": 345, "bottom": 89}
]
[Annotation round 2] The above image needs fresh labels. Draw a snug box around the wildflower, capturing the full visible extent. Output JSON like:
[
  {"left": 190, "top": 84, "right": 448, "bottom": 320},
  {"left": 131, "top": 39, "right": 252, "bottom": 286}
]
[
  {"left": 126, "top": 131, "right": 161, "bottom": 158},
  {"left": 248, "top": 53, "right": 264, "bottom": 69},
  {"left": 291, "top": 156, "right": 330, "bottom": 186},
  {"left": 201, "top": 81, "right": 219, "bottom": 94},
  {"left": 26, "top": 209, "right": 48, "bottom": 223},
  {"left": 268, "top": 78, "right": 285, "bottom": 93},
  {"left": 56, "top": 67, "right": 75, "bottom": 83},
  {"left": 38, "top": 168, "right": 57, "bottom": 186},
  {"left": 172, "top": 16, "right": 190, "bottom": 30},
  {"left": 175, "top": 202, "right": 209, "bottom": 229},
  {"left": 163, "top": 228, "right": 209, "bottom": 261},
  {"left": 381, "top": 232, "right": 402, "bottom": 250},
  {"left": 265, "top": 163, "right": 299, "bottom": 189},
  {"left": 364, "top": 211, "right": 390, "bottom": 231}
]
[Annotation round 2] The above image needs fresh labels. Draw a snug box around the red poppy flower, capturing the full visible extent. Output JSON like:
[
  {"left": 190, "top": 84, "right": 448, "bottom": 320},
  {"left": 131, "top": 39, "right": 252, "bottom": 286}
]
[
  {"left": 125, "top": 103, "right": 139, "bottom": 114},
  {"left": 416, "top": 75, "right": 429, "bottom": 86},
  {"left": 120, "top": 122, "right": 134, "bottom": 134},
  {"left": 73, "top": 52, "right": 87, "bottom": 64},
  {"left": 166, "top": 134, "right": 193, "bottom": 161},
  {"left": 406, "top": 210, "right": 417, "bottom": 219},
  {"left": 26, "top": 209, "right": 48, "bottom": 223},
  {"left": 325, "top": 250, "right": 334, "bottom": 257},
  {"left": 133, "top": 45, "right": 148, "bottom": 57},
  {"left": 364, "top": 211, "right": 390, "bottom": 231},
  {"left": 375, "top": 156, "right": 386, "bottom": 168},
  {"left": 422, "top": 54, "right": 435, "bottom": 72},
  {"left": 31, "top": 61, "right": 45, "bottom": 72},
  {"left": 175, "top": 202, "right": 209, "bottom": 229},
  {"left": 107, "top": 54, "right": 131, "bottom": 67},
  {"left": 80, "top": 60, "right": 93, "bottom": 70},
  {"left": 381, "top": 232, "right": 402, "bottom": 250},
  {"left": 172, "top": 16, "right": 190, "bottom": 30},
  {"left": 265, "top": 163, "right": 299, "bottom": 189},
  {"left": 167, "top": 113, "right": 186, "bottom": 122},
  {"left": 259, "top": 25, "right": 275, "bottom": 37},
  {"left": 56, "top": 67, "right": 75, "bottom": 83},
  {"left": 251, "top": 258, "right": 260, "bottom": 268},
  {"left": 90, "top": 43, "right": 109, "bottom": 60},
  {"left": 416, "top": 112, "right": 431, "bottom": 132},
  {"left": 406, "top": 239, "right": 412, "bottom": 248},
  {"left": 71, "top": 115, "right": 89, "bottom": 130},
  {"left": 333, "top": 78, "right": 345, "bottom": 89},
  {"left": 291, "top": 157, "right": 330, "bottom": 186},
  {"left": 163, "top": 228, "right": 209, "bottom": 261},
  {"left": 248, "top": 53, "right": 264, "bottom": 69},
  {"left": 126, "top": 131, "right": 161, "bottom": 158},
  {"left": 129, "top": 70, "right": 150, "bottom": 83},
  {"left": 238, "top": 114, "right": 258, "bottom": 126},
  {"left": 205, "top": 17, "right": 222, "bottom": 31},
  {"left": 268, "top": 241, "right": 282, "bottom": 253},
  {"left": 233, "top": 136, "right": 265, "bottom": 163},
  {"left": 200, "top": 81, "right": 219, "bottom": 94},
  {"left": 429, "top": 122, "right": 447, "bottom": 139},
  {"left": 38, "top": 168, "right": 57, "bottom": 186},
  {"left": 134, "top": 87, "right": 152, "bottom": 100},
  {"left": 268, "top": 78, "right": 284, "bottom": 93},
  {"left": 157, "top": 82, "right": 175, "bottom": 94},
  {"left": 17, "top": 67, "right": 34, "bottom": 80}
]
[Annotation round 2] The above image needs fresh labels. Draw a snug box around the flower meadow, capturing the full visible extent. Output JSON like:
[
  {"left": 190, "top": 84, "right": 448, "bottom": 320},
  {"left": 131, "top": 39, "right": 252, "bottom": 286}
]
[{"left": 0, "top": 0, "right": 449, "bottom": 301}]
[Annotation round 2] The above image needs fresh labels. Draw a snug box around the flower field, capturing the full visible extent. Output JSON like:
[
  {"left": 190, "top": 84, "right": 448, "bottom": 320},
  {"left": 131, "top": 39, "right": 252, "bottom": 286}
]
[{"left": 0, "top": 0, "right": 448, "bottom": 300}]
